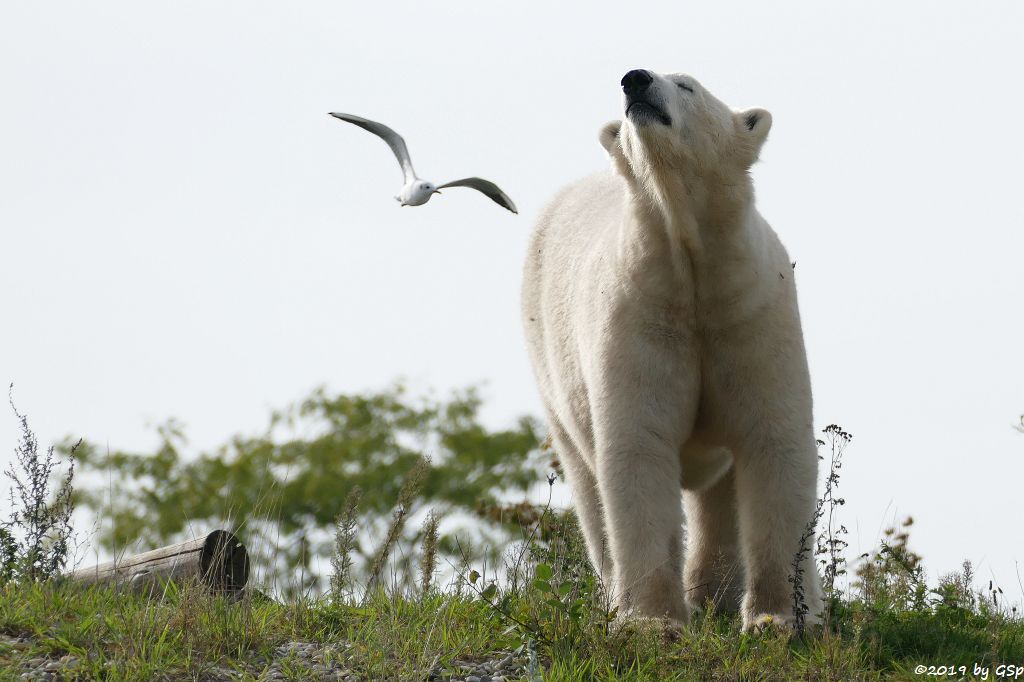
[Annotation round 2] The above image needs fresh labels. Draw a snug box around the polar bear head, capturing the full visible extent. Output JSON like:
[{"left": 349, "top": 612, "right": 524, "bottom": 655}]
[{"left": 600, "top": 69, "right": 772, "bottom": 190}]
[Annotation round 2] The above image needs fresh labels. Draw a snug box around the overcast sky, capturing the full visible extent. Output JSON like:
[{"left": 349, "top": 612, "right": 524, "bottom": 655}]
[{"left": 2, "top": 1, "right": 1022, "bottom": 603}]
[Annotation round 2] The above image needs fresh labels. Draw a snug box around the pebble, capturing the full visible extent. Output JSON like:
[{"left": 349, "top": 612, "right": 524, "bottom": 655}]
[{"left": 11, "top": 636, "right": 531, "bottom": 681}]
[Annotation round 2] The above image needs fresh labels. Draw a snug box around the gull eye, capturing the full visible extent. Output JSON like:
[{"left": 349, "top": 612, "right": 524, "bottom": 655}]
[{"left": 677, "top": 82, "right": 694, "bottom": 93}]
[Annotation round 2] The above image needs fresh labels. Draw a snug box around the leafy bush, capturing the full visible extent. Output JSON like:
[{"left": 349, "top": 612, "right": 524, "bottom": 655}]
[{"left": 65, "top": 383, "right": 546, "bottom": 595}]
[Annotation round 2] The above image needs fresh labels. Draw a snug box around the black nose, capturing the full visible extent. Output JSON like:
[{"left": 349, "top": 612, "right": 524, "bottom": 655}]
[{"left": 621, "top": 69, "right": 653, "bottom": 96}]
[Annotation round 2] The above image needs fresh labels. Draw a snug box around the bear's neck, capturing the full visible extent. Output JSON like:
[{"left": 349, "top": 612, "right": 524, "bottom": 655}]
[{"left": 627, "top": 165, "right": 759, "bottom": 269}]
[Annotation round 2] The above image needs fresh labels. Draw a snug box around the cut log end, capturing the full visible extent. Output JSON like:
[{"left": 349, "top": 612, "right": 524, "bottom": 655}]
[
  {"left": 200, "top": 530, "right": 249, "bottom": 592},
  {"left": 67, "top": 530, "right": 250, "bottom": 596}
]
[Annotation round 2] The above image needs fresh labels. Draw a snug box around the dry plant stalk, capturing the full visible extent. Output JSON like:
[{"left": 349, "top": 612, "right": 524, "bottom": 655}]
[
  {"left": 364, "top": 456, "right": 430, "bottom": 599},
  {"left": 418, "top": 510, "right": 440, "bottom": 596},
  {"left": 3, "top": 385, "right": 80, "bottom": 583},
  {"left": 330, "top": 486, "right": 363, "bottom": 601}
]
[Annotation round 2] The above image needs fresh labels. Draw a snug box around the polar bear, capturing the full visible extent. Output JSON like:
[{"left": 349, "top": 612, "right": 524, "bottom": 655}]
[{"left": 521, "top": 69, "right": 822, "bottom": 631}]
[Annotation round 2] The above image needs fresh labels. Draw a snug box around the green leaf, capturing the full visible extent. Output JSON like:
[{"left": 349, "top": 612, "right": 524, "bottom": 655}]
[
  {"left": 558, "top": 583, "right": 573, "bottom": 596},
  {"left": 535, "top": 563, "right": 553, "bottom": 580},
  {"left": 533, "top": 579, "right": 553, "bottom": 594}
]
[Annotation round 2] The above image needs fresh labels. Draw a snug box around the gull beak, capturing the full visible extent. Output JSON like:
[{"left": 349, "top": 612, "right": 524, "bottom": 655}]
[{"left": 433, "top": 190, "right": 442, "bottom": 195}]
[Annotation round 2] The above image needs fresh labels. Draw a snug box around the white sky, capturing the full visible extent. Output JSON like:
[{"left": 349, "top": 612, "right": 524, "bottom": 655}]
[{"left": 2, "top": 1, "right": 1022, "bottom": 603}]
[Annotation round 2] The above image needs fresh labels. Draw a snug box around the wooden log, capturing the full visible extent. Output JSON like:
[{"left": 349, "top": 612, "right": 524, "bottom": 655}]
[{"left": 68, "top": 530, "right": 249, "bottom": 596}]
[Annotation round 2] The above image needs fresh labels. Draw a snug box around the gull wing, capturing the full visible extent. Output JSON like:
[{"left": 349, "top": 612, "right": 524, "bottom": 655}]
[
  {"left": 436, "top": 177, "right": 518, "bottom": 214},
  {"left": 329, "top": 112, "right": 417, "bottom": 183}
]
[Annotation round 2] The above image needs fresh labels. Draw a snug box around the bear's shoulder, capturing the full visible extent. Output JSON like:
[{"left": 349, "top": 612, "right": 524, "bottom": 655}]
[{"left": 539, "top": 171, "right": 625, "bottom": 224}]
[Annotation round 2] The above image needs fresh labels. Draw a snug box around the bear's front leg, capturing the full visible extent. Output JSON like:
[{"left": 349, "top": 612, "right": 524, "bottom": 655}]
[
  {"left": 597, "top": 432, "right": 687, "bottom": 623},
  {"left": 591, "top": 342, "right": 699, "bottom": 625},
  {"left": 732, "top": 437, "right": 822, "bottom": 631}
]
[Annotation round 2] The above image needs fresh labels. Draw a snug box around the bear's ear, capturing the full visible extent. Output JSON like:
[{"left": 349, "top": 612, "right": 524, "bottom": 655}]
[
  {"left": 599, "top": 120, "right": 622, "bottom": 154},
  {"left": 734, "top": 108, "right": 772, "bottom": 162}
]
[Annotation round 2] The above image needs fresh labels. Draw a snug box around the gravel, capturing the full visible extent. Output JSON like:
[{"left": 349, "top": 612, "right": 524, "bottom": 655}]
[{"left": 4, "top": 633, "right": 535, "bottom": 681}]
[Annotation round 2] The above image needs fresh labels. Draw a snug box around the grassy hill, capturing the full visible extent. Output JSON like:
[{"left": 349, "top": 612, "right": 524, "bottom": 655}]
[
  {"left": 1, "top": 525, "right": 1022, "bottom": 681},
  {"left": 3, "top": 397, "right": 1021, "bottom": 680}
]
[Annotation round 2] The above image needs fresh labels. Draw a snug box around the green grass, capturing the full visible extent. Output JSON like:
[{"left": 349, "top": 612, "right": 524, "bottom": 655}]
[
  {"left": 0, "top": 581, "right": 506, "bottom": 680},
  {"left": 1, "top": 575, "right": 1022, "bottom": 681}
]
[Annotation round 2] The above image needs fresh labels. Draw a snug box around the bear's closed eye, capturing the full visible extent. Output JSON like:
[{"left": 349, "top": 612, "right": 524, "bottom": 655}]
[{"left": 677, "top": 82, "right": 694, "bottom": 93}]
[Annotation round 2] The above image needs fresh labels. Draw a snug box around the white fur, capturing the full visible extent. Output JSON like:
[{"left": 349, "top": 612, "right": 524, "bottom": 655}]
[{"left": 521, "top": 70, "right": 822, "bottom": 630}]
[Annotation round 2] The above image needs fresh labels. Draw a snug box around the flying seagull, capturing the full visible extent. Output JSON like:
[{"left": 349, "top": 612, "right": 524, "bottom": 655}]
[{"left": 328, "top": 112, "right": 517, "bottom": 214}]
